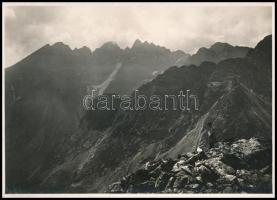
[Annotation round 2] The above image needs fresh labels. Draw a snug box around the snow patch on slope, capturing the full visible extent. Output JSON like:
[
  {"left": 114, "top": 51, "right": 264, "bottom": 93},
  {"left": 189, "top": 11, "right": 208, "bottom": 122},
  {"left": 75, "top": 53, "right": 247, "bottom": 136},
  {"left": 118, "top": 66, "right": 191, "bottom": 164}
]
[{"left": 92, "top": 62, "right": 122, "bottom": 96}]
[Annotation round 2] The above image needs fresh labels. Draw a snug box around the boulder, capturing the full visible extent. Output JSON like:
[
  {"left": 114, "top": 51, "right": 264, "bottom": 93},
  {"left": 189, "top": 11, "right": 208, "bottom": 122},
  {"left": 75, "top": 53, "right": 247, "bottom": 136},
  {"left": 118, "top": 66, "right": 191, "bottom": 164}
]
[
  {"left": 160, "top": 159, "right": 176, "bottom": 172},
  {"left": 172, "top": 160, "right": 186, "bottom": 172},
  {"left": 244, "top": 148, "right": 272, "bottom": 170},
  {"left": 221, "top": 153, "right": 249, "bottom": 170},
  {"left": 185, "top": 151, "right": 207, "bottom": 165},
  {"left": 181, "top": 165, "right": 194, "bottom": 175},
  {"left": 173, "top": 175, "right": 189, "bottom": 189},
  {"left": 196, "top": 176, "right": 203, "bottom": 183},
  {"left": 236, "top": 169, "right": 252, "bottom": 180},
  {"left": 144, "top": 161, "right": 161, "bottom": 171},
  {"left": 224, "top": 174, "right": 237, "bottom": 184},
  {"left": 185, "top": 152, "right": 195, "bottom": 158},
  {"left": 206, "top": 182, "right": 214, "bottom": 188},
  {"left": 187, "top": 183, "right": 200, "bottom": 190},
  {"left": 197, "top": 165, "right": 219, "bottom": 183},
  {"left": 204, "top": 158, "right": 236, "bottom": 176}
]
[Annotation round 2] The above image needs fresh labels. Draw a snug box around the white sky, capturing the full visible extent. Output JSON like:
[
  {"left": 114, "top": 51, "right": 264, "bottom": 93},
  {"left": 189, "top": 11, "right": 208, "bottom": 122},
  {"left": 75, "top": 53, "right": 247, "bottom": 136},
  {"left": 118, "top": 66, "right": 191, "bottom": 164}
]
[{"left": 3, "top": 3, "right": 273, "bottom": 67}]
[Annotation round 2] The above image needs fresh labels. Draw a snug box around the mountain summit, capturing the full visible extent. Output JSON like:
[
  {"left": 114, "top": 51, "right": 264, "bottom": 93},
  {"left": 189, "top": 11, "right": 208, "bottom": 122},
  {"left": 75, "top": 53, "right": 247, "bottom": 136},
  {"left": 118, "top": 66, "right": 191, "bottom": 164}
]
[{"left": 178, "top": 42, "right": 250, "bottom": 66}]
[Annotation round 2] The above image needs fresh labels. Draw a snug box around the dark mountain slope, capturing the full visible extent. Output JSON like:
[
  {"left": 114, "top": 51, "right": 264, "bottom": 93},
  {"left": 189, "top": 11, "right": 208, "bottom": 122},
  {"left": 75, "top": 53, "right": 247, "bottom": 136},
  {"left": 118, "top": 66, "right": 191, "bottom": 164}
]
[{"left": 5, "top": 42, "right": 123, "bottom": 192}]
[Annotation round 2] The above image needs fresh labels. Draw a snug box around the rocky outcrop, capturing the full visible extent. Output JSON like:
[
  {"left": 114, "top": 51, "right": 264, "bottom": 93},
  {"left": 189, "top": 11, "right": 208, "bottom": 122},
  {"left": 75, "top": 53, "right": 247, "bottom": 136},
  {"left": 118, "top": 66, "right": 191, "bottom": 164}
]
[{"left": 108, "top": 138, "right": 272, "bottom": 193}]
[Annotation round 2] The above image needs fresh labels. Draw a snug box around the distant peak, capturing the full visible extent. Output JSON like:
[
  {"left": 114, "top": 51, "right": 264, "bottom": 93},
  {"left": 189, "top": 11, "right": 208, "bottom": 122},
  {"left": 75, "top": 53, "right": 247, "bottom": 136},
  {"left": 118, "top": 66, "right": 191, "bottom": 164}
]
[
  {"left": 255, "top": 34, "right": 272, "bottom": 49},
  {"left": 73, "top": 46, "right": 92, "bottom": 56},
  {"left": 144, "top": 41, "right": 150, "bottom": 45},
  {"left": 51, "top": 42, "right": 72, "bottom": 51},
  {"left": 263, "top": 34, "right": 272, "bottom": 41},
  {"left": 196, "top": 47, "right": 209, "bottom": 54},
  {"left": 80, "top": 46, "right": 90, "bottom": 51},
  {"left": 36, "top": 44, "right": 51, "bottom": 52},
  {"left": 100, "top": 41, "right": 121, "bottom": 50},
  {"left": 210, "top": 42, "right": 233, "bottom": 50},
  {"left": 131, "top": 39, "right": 167, "bottom": 50},
  {"left": 173, "top": 50, "right": 190, "bottom": 57},
  {"left": 52, "top": 42, "right": 69, "bottom": 47},
  {"left": 132, "top": 39, "right": 143, "bottom": 48}
]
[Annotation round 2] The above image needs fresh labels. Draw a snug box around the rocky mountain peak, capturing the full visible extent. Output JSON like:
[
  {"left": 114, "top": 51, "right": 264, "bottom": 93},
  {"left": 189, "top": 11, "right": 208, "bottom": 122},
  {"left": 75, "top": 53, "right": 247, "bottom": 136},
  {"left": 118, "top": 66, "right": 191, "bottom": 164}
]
[
  {"left": 172, "top": 50, "right": 189, "bottom": 57},
  {"left": 247, "top": 34, "right": 272, "bottom": 59},
  {"left": 51, "top": 42, "right": 72, "bottom": 51},
  {"left": 91, "top": 42, "right": 123, "bottom": 58},
  {"left": 132, "top": 39, "right": 143, "bottom": 48},
  {"left": 196, "top": 47, "right": 210, "bottom": 55},
  {"left": 130, "top": 39, "right": 171, "bottom": 56},
  {"left": 132, "top": 39, "right": 160, "bottom": 49},
  {"left": 255, "top": 35, "right": 272, "bottom": 49},
  {"left": 210, "top": 42, "right": 233, "bottom": 52},
  {"left": 210, "top": 42, "right": 232, "bottom": 48},
  {"left": 73, "top": 46, "right": 92, "bottom": 56},
  {"left": 100, "top": 41, "right": 121, "bottom": 50}
]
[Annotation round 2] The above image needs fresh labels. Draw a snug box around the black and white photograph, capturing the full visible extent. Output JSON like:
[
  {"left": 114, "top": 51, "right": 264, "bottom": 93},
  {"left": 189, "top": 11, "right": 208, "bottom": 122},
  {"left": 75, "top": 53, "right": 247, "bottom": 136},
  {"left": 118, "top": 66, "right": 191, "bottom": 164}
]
[{"left": 2, "top": 2, "right": 275, "bottom": 198}]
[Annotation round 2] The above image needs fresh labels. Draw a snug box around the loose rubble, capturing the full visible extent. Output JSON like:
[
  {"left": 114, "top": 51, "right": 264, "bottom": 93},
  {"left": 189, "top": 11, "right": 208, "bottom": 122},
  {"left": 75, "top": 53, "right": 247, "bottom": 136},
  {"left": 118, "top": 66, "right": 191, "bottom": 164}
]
[{"left": 107, "top": 138, "right": 272, "bottom": 193}]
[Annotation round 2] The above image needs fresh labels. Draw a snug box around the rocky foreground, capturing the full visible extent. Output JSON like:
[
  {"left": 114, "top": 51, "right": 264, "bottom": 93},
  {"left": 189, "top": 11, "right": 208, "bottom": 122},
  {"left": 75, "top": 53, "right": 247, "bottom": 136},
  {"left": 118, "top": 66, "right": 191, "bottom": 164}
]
[{"left": 107, "top": 138, "right": 272, "bottom": 193}]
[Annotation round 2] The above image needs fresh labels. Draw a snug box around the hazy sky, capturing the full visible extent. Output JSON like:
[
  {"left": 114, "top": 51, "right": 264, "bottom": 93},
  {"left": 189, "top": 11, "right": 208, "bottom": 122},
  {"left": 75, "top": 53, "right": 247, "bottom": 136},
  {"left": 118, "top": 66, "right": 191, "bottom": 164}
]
[{"left": 4, "top": 3, "right": 273, "bottom": 67}]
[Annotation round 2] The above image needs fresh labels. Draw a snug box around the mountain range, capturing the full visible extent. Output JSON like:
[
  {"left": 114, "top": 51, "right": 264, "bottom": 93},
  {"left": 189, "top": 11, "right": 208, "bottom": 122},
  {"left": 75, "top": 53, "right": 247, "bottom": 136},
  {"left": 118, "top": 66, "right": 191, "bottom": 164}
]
[{"left": 5, "top": 35, "right": 272, "bottom": 193}]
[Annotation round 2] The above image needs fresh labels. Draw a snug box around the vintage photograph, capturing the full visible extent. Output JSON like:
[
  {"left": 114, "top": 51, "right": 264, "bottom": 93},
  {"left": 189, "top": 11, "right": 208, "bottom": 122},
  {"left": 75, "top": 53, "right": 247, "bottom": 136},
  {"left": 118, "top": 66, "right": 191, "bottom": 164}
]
[{"left": 2, "top": 2, "right": 275, "bottom": 198}]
